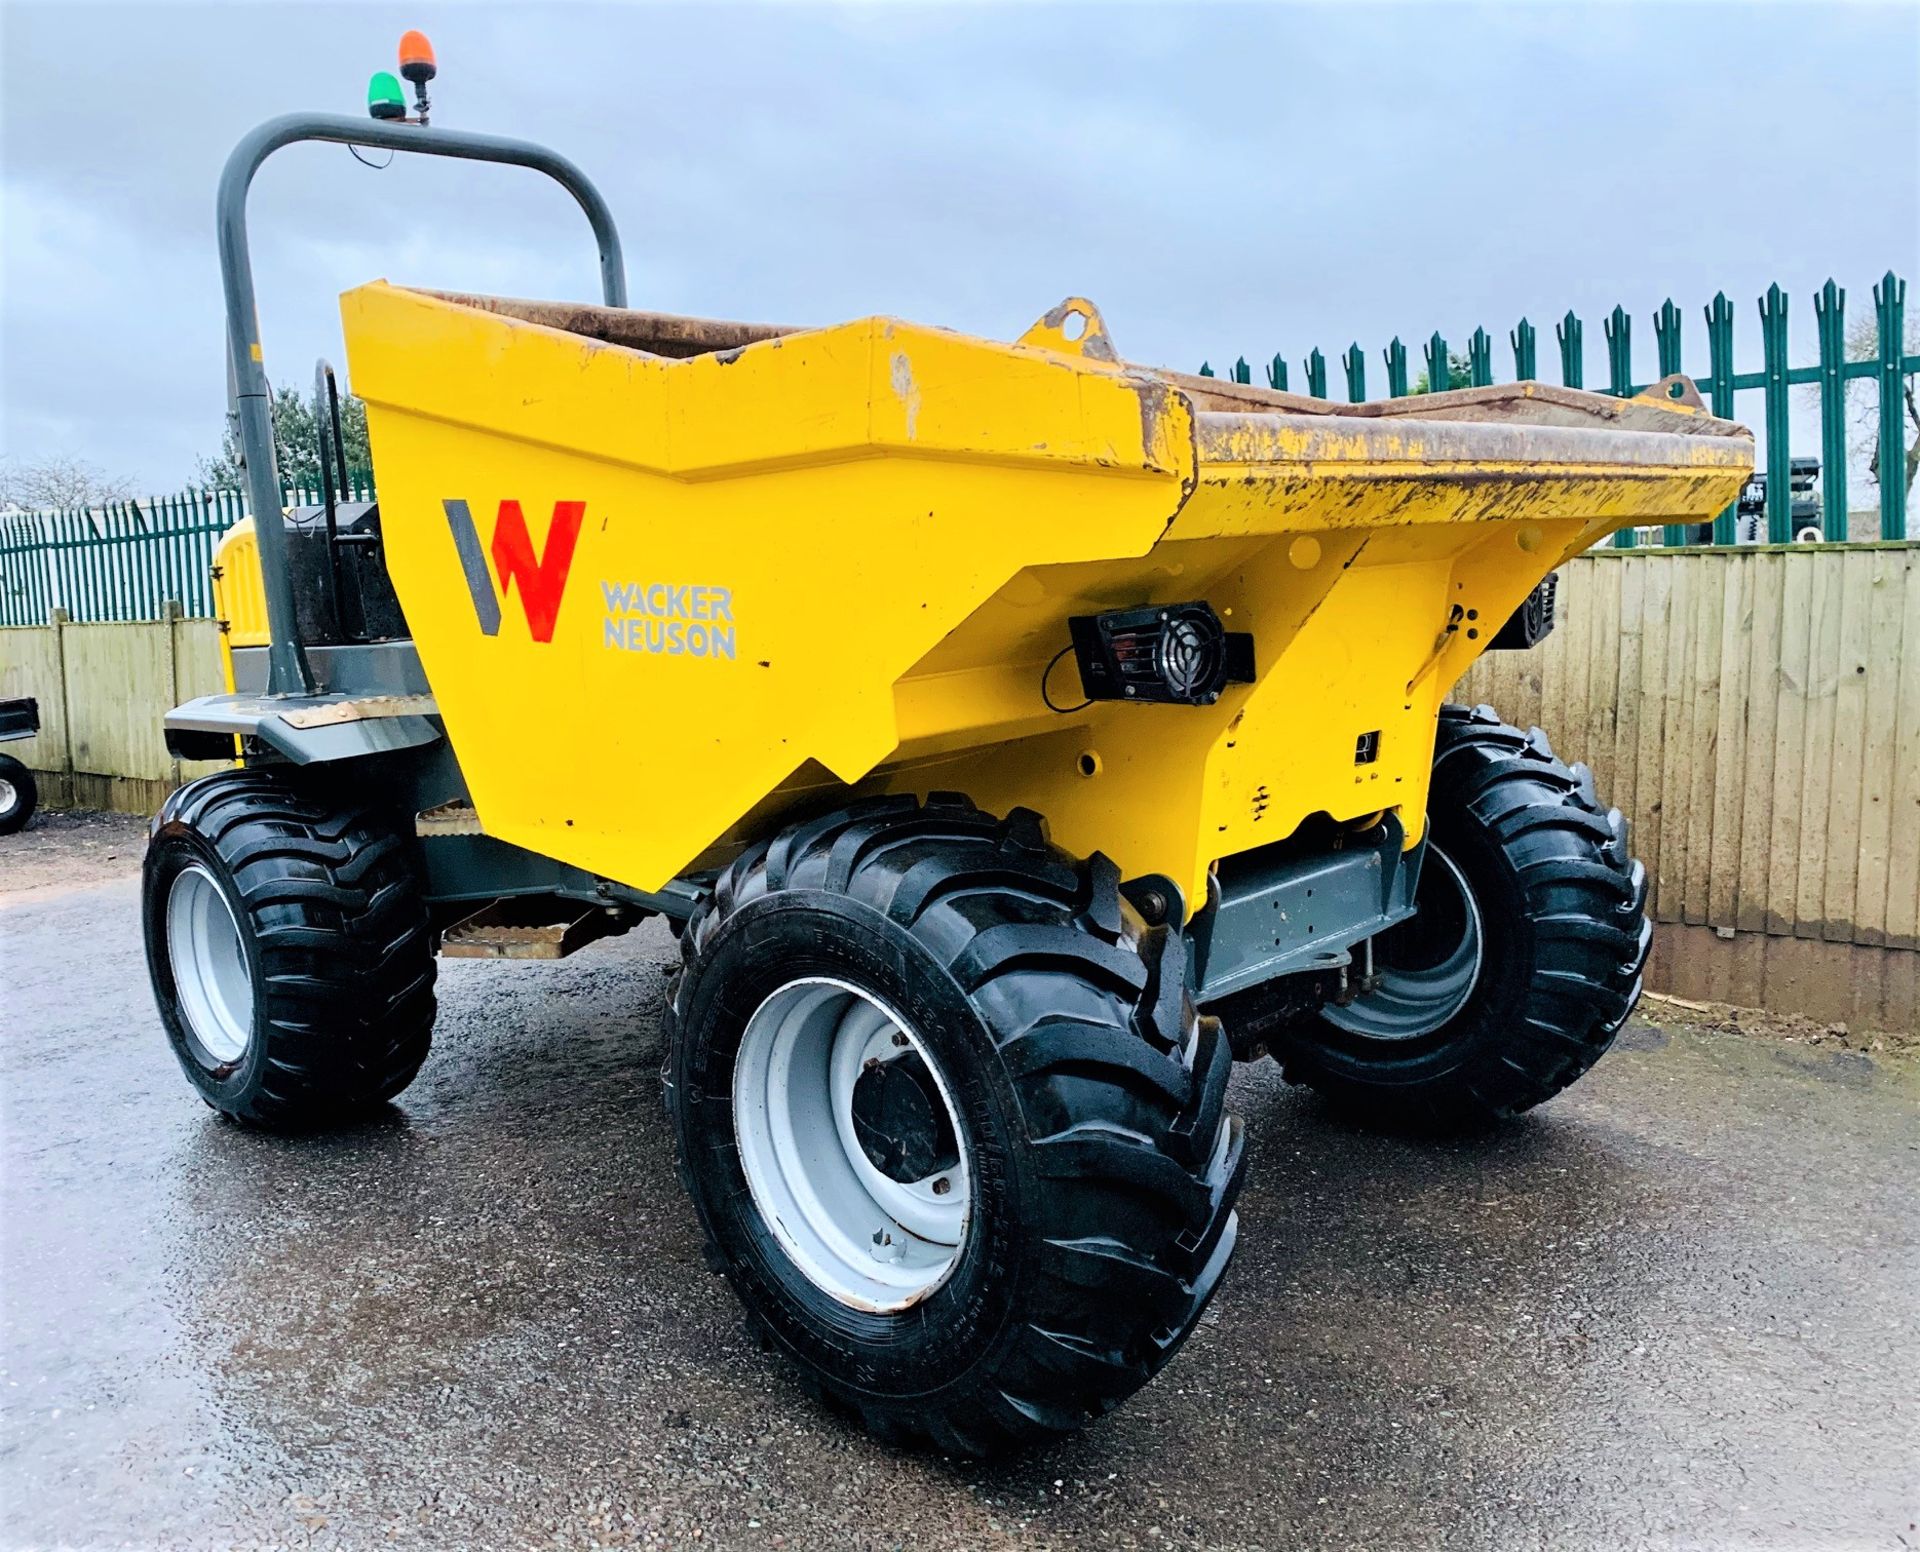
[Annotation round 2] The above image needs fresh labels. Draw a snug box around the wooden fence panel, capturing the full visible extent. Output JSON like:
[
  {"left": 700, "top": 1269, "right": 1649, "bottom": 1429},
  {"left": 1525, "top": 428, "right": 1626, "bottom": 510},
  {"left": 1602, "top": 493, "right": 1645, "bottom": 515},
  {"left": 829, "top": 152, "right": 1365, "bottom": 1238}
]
[
  {"left": 1734, "top": 551, "right": 1783, "bottom": 934},
  {"left": 1794, "top": 556, "right": 1846, "bottom": 936},
  {"left": 1888, "top": 557, "right": 1920, "bottom": 951},
  {"left": 1854, "top": 550, "right": 1905, "bottom": 943},
  {"left": 1681, "top": 556, "right": 1725, "bottom": 924},
  {"left": 1706, "top": 554, "right": 1753, "bottom": 926},
  {"left": 1457, "top": 543, "right": 1920, "bottom": 954},
  {"left": 0, "top": 624, "right": 67, "bottom": 775}
]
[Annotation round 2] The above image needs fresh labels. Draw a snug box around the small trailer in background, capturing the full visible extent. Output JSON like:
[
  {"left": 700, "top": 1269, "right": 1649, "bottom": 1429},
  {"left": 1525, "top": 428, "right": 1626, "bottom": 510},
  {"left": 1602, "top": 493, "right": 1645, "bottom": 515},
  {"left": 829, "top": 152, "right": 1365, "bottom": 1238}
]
[{"left": 0, "top": 697, "right": 40, "bottom": 834}]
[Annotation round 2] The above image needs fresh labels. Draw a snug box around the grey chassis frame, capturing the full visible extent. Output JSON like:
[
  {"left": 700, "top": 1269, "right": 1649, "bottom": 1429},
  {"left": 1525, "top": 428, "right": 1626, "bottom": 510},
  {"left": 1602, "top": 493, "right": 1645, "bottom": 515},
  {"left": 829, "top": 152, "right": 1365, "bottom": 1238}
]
[{"left": 164, "top": 108, "right": 1422, "bottom": 1002}]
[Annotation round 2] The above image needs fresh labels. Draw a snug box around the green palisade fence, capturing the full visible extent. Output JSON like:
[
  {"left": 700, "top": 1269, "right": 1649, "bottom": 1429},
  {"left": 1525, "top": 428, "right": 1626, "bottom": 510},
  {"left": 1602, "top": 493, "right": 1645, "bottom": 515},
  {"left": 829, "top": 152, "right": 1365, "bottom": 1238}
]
[
  {"left": 1200, "top": 270, "right": 1919, "bottom": 549},
  {"left": 0, "top": 480, "right": 374, "bottom": 628}
]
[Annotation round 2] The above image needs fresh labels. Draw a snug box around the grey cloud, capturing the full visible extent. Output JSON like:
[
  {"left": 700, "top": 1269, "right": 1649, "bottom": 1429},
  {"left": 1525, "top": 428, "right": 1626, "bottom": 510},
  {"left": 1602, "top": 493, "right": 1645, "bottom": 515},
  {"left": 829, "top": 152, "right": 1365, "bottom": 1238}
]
[{"left": 3, "top": 1, "right": 1915, "bottom": 489}]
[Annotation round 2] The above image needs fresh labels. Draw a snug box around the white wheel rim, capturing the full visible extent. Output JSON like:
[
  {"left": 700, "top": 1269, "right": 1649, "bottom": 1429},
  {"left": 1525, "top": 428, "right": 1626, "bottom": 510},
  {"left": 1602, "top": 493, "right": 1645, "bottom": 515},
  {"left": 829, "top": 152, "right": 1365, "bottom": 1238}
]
[
  {"left": 165, "top": 863, "right": 254, "bottom": 1065},
  {"left": 0, "top": 778, "right": 15, "bottom": 814},
  {"left": 732, "top": 976, "right": 972, "bottom": 1312}
]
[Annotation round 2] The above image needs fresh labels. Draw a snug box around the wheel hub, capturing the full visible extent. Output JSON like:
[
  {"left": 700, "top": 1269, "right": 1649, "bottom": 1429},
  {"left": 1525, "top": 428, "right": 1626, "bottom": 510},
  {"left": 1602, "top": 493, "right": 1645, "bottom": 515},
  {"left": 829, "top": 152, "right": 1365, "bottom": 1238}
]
[
  {"left": 732, "top": 977, "right": 972, "bottom": 1312},
  {"left": 850, "top": 1049, "right": 961, "bottom": 1183},
  {"left": 1321, "top": 844, "right": 1485, "bottom": 1040}
]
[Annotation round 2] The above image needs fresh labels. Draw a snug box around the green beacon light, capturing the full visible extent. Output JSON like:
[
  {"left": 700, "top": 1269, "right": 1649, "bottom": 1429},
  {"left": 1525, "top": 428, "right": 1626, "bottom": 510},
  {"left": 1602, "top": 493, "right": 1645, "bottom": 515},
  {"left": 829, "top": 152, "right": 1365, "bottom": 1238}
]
[{"left": 367, "top": 71, "right": 407, "bottom": 121}]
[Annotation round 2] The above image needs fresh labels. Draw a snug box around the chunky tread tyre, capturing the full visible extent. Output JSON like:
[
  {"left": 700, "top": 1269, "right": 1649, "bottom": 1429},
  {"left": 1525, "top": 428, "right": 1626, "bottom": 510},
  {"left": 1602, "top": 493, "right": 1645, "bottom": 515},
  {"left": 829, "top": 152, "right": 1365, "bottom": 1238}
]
[
  {"left": 0, "top": 752, "right": 37, "bottom": 835},
  {"left": 664, "top": 794, "right": 1244, "bottom": 1455},
  {"left": 1273, "top": 703, "right": 1649, "bottom": 1128},
  {"left": 143, "top": 767, "right": 436, "bottom": 1126}
]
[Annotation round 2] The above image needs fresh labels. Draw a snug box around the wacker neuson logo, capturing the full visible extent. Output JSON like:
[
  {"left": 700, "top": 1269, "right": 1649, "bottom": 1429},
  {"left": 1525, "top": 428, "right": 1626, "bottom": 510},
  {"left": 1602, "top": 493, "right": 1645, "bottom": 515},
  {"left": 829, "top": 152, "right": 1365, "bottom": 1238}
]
[
  {"left": 601, "top": 582, "right": 737, "bottom": 659},
  {"left": 445, "top": 498, "right": 734, "bottom": 658},
  {"left": 444, "top": 498, "right": 582, "bottom": 644}
]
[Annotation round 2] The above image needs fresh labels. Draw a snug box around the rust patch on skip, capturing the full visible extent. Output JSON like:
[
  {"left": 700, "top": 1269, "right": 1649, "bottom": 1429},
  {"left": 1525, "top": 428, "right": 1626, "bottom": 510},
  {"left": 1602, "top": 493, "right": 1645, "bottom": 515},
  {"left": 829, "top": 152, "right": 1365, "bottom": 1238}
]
[
  {"left": 890, "top": 352, "right": 921, "bottom": 438},
  {"left": 279, "top": 695, "right": 438, "bottom": 729}
]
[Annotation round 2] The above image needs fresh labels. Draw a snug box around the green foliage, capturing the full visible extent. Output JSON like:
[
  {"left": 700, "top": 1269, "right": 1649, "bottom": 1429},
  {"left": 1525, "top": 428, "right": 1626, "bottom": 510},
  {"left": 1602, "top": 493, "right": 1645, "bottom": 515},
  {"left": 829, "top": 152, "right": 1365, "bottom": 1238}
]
[
  {"left": 1412, "top": 351, "right": 1476, "bottom": 395},
  {"left": 198, "top": 384, "right": 372, "bottom": 493}
]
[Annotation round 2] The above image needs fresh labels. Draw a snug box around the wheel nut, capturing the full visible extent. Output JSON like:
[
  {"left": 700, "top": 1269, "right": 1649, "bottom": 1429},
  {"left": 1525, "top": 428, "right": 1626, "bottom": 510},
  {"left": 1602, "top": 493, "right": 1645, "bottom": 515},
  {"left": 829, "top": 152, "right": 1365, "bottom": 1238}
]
[
  {"left": 931, "top": 1176, "right": 951, "bottom": 1196},
  {"left": 891, "top": 1031, "right": 909, "bottom": 1048}
]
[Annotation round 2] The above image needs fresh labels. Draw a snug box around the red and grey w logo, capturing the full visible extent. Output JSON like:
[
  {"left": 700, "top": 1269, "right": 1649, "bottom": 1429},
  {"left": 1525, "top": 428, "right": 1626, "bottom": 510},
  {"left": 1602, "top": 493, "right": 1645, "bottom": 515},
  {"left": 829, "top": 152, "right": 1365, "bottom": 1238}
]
[{"left": 443, "top": 499, "right": 585, "bottom": 644}]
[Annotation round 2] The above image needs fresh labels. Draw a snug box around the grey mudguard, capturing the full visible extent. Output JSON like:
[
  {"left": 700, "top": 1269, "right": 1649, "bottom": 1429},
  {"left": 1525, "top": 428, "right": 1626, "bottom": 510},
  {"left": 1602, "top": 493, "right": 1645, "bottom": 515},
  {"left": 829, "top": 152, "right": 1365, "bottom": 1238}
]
[{"left": 163, "top": 692, "right": 441, "bottom": 765}]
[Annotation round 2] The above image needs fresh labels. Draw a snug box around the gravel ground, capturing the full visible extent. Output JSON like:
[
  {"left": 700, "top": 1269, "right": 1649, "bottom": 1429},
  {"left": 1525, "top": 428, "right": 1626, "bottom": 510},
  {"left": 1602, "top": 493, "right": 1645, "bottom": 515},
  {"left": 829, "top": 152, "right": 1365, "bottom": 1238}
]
[
  {"left": 0, "top": 807, "right": 149, "bottom": 896},
  {"left": 2, "top": 815, "right": 1916, "bottom": 1551}
]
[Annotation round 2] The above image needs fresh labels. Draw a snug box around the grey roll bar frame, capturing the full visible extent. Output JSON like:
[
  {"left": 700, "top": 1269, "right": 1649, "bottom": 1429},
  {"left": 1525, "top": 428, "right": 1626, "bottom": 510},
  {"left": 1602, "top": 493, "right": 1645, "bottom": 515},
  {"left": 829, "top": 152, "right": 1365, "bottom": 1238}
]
[{"left": 218, "top": 112, "right": 628, "bottom": 695}]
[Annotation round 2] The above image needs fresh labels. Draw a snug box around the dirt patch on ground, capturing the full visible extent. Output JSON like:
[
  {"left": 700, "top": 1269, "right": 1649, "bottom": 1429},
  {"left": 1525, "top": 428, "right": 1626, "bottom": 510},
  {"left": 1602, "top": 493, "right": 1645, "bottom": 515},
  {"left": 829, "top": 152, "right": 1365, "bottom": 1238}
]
[
  {"left": 0, "top": 808, "right": 148, "bottom": 898},
  {"left": 1637, "top": 987, "right": 1917, "bottom": 1061}
]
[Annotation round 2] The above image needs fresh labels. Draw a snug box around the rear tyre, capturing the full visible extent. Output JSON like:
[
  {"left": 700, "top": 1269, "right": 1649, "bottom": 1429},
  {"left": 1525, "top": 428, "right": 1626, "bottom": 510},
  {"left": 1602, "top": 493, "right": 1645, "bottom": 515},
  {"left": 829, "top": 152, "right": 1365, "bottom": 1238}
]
[
  {"left": 0, "top": 753, "right": 37, "bottom": 835},
  {"left": 664, "top": 794, "right": 1245, "bottom": 1455},
  {"left": 1270, "top": 703, "right": 1649, "bottom": 1130},
  {"left": 142, "top": 768, "right": 437, "bottom": 1127}
]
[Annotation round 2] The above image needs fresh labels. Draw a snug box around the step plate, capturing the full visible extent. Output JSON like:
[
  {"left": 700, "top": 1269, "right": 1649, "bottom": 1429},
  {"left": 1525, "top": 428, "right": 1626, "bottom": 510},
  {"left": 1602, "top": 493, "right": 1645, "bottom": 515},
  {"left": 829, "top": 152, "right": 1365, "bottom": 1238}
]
[
  {"left": 439, "top": 901, "right": 617, "bottom": 960},
  {"left": 417, "top": 800, "right": 483, "bottom": 837}
]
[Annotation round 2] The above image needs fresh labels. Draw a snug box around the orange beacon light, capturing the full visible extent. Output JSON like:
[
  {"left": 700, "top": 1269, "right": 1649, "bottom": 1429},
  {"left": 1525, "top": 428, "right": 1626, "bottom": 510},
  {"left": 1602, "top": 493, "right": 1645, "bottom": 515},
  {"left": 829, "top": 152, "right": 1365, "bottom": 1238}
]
[{"left": 397, "top": 31, "right": 436, "bottom": 124}]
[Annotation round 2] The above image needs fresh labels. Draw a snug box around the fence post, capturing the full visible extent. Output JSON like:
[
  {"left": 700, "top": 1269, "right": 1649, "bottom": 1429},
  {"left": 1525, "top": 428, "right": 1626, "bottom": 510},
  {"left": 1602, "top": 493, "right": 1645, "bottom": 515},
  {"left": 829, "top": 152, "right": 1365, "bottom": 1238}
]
[
  {"left": 1425, "top": 332, "right": 1450, "bottom": 393},
  {"left": 1383, "top": 338, "right": 1409, "bottom": 398},
  {"left": 1875, "top": 270, "right": 1908, "bottom": 540},
  {"left": 1815, "top": 279, "right": 1850, "bottom": 541},
  {"left": 1468, "top": 327, "right": 1492, "bottom": 387},
  {"left": 1304, "top": 347, "right": 1327, "bottom": 399},
  {"left": 1705, "top": 291, "right": 1738, "bottom": 543},
  {"left": 1605, "top": 305, "right": 1634, "bottom": 396},
  {"left": 164, "top": 598, "right": 183, "bottom": 789},
  {"left": 1606, "top": 308, "right": 1638, "bottom": 547},
  {"left": 1557, "top": 310, "right": 1583, "bottom": 389},
  {"left": 1343, "top": 342, "right": 1366, "bottom": 402},
  {"left": 46, "top": 605, "right": 74, "bottom": 807},
  {"left": 1655, "top": 300, "right": 1687, "bottom": 544},
  {"left": 1232, "top": 357, "right": 1252, "bottom": 386},
  {"left": 1260, "top": 354, "right": 1283, "bottom": 391},
  {"left": 1759, "top": 283, "right": 1793, "bottom": 543},
  {"left": 1511, "top": 318, "right": 1536, "bottom": 381},
  {"left": 1654, "top": 298, "right": 1682, "bottom": 380}
]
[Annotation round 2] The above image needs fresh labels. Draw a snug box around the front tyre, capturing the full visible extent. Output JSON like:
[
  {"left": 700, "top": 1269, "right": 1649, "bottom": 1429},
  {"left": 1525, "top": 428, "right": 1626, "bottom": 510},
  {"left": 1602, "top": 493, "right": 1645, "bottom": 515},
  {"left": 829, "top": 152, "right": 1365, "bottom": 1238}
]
[
  {"left": 0, "top": 753, "right": 38, "bottom": 835},
  {"left": 142, "top": 769, "right": 437, "bottom": 1127},
  {"left": 665, "top": 795, "right": 1245, "bottom": 1455},
  {"left": 1273, "top": 704, "right": 1650, "bottom": 1129}
]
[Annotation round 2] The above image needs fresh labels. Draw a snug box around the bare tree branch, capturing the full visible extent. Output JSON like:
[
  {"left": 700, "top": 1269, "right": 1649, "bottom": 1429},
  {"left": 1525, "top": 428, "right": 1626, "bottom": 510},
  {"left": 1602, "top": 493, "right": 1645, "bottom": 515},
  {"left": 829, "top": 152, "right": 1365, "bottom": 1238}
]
[{"left": 0, "top": 456, "right": 136, "bottom": 512}]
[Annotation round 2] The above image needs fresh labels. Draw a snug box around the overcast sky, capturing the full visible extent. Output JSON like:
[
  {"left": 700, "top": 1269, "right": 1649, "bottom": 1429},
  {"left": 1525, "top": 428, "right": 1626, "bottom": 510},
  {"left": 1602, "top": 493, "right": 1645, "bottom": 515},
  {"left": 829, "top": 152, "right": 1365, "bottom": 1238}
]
[{"left": 2, "top": 0, "right": 1915, "bottom": 492}]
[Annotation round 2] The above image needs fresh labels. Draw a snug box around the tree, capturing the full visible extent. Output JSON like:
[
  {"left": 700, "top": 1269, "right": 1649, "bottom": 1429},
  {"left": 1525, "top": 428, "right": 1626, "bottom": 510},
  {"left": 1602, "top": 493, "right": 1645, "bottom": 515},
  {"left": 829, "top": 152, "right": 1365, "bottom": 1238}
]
[
  {"left": 198, "top": 384, "right": 372, "bottom": 493},
  {"left": 1413, "top": 351, "right": 1477, "bottom": 394},
  {"left": 0, "top": 455, "right": 135, "bottom": 512},
  {"left": 1844, "top": 313, "right": 1919, "bottom": 499}
]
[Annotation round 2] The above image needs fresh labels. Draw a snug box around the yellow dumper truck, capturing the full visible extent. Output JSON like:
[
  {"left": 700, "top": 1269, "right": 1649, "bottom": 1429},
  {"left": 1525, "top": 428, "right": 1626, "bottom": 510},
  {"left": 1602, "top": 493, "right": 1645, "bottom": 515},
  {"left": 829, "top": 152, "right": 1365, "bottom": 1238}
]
[{"left": 142, "top": 68, "right": 1751, "bottom": 1453}]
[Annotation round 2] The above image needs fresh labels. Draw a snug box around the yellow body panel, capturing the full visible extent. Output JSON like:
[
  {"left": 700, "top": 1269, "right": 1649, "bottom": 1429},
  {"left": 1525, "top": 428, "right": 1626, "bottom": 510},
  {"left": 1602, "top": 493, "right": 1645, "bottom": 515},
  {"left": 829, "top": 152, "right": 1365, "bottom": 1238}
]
[
  {"left": 306, "top": 283, "right": 1748, "bottom": 911},
  {"left": 212, "top": 518, "right": 270, "bottom": 651}
]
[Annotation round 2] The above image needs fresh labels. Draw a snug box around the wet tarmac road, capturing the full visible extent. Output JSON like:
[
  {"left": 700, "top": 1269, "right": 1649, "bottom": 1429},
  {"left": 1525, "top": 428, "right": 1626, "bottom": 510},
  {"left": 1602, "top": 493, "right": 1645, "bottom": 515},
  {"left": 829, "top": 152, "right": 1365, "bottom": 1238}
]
[{"left": 3, "top": 844, "right": 1917, "bottom": 1550}]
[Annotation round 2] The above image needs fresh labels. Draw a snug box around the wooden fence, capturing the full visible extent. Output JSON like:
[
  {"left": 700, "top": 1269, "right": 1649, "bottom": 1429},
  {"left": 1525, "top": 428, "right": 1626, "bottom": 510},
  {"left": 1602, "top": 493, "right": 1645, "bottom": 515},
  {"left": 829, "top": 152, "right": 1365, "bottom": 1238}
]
[
  {"left": 1458, "top": 542, "right": 1920, "bottom": 1030},
  {"left": 4, "top": 545, "right": 1915, "bottom": 1027},
  {"left": 0, "top": 611, "right": 229, "bottom": 813}
]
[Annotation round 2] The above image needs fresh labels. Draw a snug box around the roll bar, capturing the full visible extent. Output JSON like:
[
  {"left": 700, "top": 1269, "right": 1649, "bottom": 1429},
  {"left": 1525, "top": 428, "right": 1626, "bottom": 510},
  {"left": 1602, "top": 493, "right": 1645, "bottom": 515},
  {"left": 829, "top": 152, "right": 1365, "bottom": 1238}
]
[{"left": 218, "top": 112, "right": 628, "bottom": 695}]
